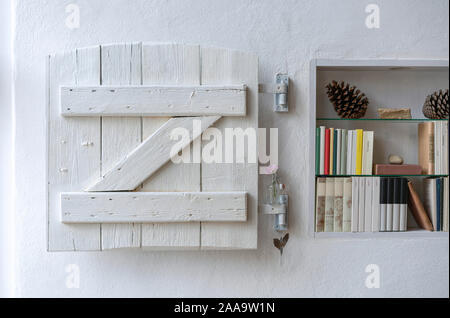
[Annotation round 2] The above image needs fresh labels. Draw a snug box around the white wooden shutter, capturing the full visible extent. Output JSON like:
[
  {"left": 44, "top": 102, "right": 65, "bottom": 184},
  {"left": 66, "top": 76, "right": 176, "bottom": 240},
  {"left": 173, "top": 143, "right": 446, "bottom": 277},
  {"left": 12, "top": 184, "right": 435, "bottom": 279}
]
[{"left": 47, "top": 43, "right": 258, "bottom": 251}]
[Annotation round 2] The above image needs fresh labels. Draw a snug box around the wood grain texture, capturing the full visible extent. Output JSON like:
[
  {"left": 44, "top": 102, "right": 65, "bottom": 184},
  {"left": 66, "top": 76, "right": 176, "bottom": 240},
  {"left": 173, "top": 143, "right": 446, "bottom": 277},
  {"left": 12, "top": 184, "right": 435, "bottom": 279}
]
[
  {"left": 200, "top": 47, "right": 259, "bottom": 250},
  {"left": 61, "top": 192, "right": 247, "bottom": 223},
  {"left": 48, "top": 47, "right": 101, "bottom": 251},
  {"left": 100, "top": 43, "right": 142, "bottom": 250},
  {"left": 141, "top": 43, "right": 202, "bottom": 250},
  {"left": 61, "top": 85, "right": 246, "bottom": 116},
  {"left": 88, "top": 115, "right": 220, "bottom": 192}
]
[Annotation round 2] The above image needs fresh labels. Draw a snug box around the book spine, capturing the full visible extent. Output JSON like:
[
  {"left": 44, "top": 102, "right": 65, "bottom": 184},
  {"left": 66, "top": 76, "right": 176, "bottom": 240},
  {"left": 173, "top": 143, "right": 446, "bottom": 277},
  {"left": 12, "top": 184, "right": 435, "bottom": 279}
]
[
  {"left": 343, "top": 178, "right": 352, "bottom": 232},
  {"left": 399, "top": 178, "right": 408, "bottom": 232},
  {"left": 315, "top": 178, "right": 326, "bottom": 232},
  {"left": 358, "top": 177, "right": 366, "bottom": 232},
  {"left": 386, "top": 178, "right": 394, "bottom": 232},
  {"left": 444, "top": 177, "right": 449, "bottom": 232},
  {"left": 347, "top": 130, "right": 353, "bottom": 175},
  {"left": 351, "top": 177, "right": 359, "bottom": 232},
  {"left": 352, "top": 130, "right": 357, "bottom": 175},
  {"left": 380, "top": 177, "right": 387, "bottom": 232},
  {"left": 341, "top": 129, "right": 347, "bottom": 176},
  {"left": 356, "top": 129, "right": 363, "bottom": 175},
  {"left": 324, "top": 129, "right": 330, "bottom": 175},
  {"left": 333, "top": 129, "right": 337, "bottom": 175},
  {"left": 336, "top": 129, "right": 341, "bottom": 175},
  {"left": 364, "top": 177, "right": 373, "bottom": 232},
  {"left": 372, "top": 177, "right": 380, "bottom": 232},
  {"left": 418, "top": 122, "right": 435, "bottom": 174},
  {"left": 435, "top": 122, "right": 441, "bottom": 175},
  {"left": 324, "top": 178, "right": 335, "bottom": 232},
  {"left": 316, "top": 127, "right": 320, "bottom": 176},
  {"left": 437, "top": 178, "right": 442, "bottom": 231},
  {"left": 443, "top": 122, "right": 448, "bottom": 175},
  {"left": 329, "top": 128, "right": 335, "bottom": 175},
  {"left": 393, "top": 178, "right": 401, "bottom": 232},
  {"left": 319, "top": 126, "right": 326, "bottom": 175},
  {"left": 334, "top": 178, "right": 344, "bottom": 232},
  {"left": 362, "top": 131, "right": 374, "bottom": 175}
]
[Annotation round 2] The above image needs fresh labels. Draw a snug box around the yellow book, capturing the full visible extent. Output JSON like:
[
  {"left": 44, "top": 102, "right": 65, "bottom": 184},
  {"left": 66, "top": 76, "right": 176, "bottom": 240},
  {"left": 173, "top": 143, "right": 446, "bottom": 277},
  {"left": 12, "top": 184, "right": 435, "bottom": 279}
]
[
  {"left": 356, "top": 129, "right": 363, "bottom": 175},
  {"left": 329, "top": 128, "right": 334, "bottom": 175}
]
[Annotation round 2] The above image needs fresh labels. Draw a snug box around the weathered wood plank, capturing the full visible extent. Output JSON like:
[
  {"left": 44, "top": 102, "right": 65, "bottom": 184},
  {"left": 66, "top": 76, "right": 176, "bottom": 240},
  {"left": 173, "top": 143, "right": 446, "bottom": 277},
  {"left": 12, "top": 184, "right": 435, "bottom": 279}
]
[
  {"left": 100, "top": 43, "right": 142, "bottom": 250},
  {"left": 61, "top": 192, "right": 247, "bottom": 223},
  {"left": 61, "top": 85, "right": 246, "bottom": 116},
  {"left": 87, "top": 115, "right": 220, "bottom": 192},
  {"left": 141, "top": 43, "right": 202, "bottom": 250},
  {"left": 48, "top": 47, "right": 101, "bottom": 251},
  {"left": 200, "top": 47, "right": 259, "bottom": 250}
]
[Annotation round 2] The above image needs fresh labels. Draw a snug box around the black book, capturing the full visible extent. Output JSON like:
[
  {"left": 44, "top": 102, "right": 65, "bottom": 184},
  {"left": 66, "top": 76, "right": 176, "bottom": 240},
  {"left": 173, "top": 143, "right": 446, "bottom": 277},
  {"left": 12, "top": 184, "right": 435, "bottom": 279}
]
[{"left": 380, "top": 178, "right": 388, "bottom": 232}]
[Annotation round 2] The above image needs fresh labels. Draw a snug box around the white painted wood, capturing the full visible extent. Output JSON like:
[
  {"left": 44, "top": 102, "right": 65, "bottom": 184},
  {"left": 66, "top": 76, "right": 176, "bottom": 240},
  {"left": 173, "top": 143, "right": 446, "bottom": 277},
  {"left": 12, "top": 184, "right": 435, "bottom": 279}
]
[
  {"left": 61, "top": 85, "right": 246, "bottom": 116},
  {"left": 141, "top": 43, "right": 202, "bottom": 250},
  {"left": 100, "top": 43, "right": 142, "bottom": 250},
  {"left": 200, "top": 47, "right": 259, "bottom": 250},
  {"left": 61, "top": 192, "right": 247, "bottom": 223},
  {"left": 88, "top": 115, "right": 220, "bottom": 192},
  {"left": 48, "top": 47, "right": 101, "bottom": 251}
]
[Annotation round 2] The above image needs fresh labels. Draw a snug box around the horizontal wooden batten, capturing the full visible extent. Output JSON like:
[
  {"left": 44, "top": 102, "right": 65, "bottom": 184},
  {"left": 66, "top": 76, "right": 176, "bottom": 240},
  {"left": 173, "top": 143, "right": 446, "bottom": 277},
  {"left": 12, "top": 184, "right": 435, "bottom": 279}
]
[
  {"left": 60, "top": 192, "right": 247, "bottom": 223},
  {"left": 60, "top": 85, "right": 247, "bottom": 116}
]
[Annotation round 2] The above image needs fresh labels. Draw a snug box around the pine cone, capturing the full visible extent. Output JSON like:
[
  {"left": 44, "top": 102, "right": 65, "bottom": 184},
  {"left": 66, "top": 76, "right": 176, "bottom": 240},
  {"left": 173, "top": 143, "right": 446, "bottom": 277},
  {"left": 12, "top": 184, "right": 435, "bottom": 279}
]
[
  {"left": 326, "top": 81, "right": 369, "bottom": 119},
  {"left": 422, "top": 89, "right": 449, "bottom": 119}
]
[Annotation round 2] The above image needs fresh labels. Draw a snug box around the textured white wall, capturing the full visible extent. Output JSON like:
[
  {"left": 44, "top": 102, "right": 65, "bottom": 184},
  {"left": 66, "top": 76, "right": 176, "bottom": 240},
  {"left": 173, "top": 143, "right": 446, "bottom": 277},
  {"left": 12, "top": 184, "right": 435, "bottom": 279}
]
[{"left": 13, "top": 0, "right": 449, "bottom": 297}]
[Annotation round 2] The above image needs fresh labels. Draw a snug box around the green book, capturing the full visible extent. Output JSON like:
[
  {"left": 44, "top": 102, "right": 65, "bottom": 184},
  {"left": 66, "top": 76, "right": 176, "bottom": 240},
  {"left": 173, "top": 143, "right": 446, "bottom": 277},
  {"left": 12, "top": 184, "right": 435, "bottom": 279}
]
[
  {"left": 316, "top": 127, "right": 321, "bottom": 175},
  {"left": 333, "top": 129, "right": 338, "bottom": 175}
]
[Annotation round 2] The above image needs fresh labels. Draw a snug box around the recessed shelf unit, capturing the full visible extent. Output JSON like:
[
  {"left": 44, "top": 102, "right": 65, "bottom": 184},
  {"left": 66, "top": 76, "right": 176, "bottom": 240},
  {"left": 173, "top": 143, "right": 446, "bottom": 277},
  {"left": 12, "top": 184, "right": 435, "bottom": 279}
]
[{"left": 309, "top": 59, "right": 449, "bottom": 239}]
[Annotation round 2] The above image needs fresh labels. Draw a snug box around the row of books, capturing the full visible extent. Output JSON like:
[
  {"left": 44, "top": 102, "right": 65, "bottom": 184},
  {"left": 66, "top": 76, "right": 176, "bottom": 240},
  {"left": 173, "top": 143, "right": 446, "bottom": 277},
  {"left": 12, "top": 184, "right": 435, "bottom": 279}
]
[
  {"left": 315, "top": 127, "right": 374, "bottom": 176},
  {"left": 418, "top": 121, "right": 449, "bottom": 175},
  {"left": 315, "top": 177, "right": 449, "bottom": 233}
]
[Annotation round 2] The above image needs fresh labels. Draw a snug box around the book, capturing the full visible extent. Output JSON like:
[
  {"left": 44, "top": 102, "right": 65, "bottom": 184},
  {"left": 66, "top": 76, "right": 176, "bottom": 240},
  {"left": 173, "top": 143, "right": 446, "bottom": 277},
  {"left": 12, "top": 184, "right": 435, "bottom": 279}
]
[
  {"left": 316, "top": 127, "right": 320, "bottom": 175},
  {"left": 407, "top": 181, "right": 433, "bottom": 231},
  {"left": 437, "top": 178, "right": 442, "bottom": 231},
  {"left": 351, "top": 177, "right": 359, "bottom": 232},
  {"left": 435, "top": 122, "right": 441, "bottom": 175},
  {"left": 319, "top": 126, "right": 326, "bottom": 175},
  {"left": 358, "top": 177, "right": 366, "bottom": 232},
  {"left": 333, "top": 129, "right": 337, "bottom": 175},
  {"left": 343, "top": 178, "right": 352, "bottom": 232},
  {"left": 443, "top": 122, "right": 449, "bottom": 175},
  {"left": 356, "top": 129, "right": 363, "bottom": 175},
  {"left": 375, "top": 164, "right": 422, "bottom": 175},
  {"left": 324, "top": 129, "right": 330, "bottom": 175},
  {"left": 347, "top": 130, "right": 353, "bottom": 175},
  {"left": 392, "top": 178, "right": 401, "bottom": 232},
  {"left": 423, "top": 178, "right": 437, "bottom": 231},
  {"left": 334, "top": 178, "right": 344, "bottom": 232},
  {"left": 330, "top": 128, "right": 335, "bottom": 175},
  {"left": 444, "top": 177, "right": 449, "bottom": 232},
  {"left": 324, "top": 178, "right": 335, "bottom": 232},
  {"left": 362, "top": 131, "right": 374, "bottom": 175},
  {"left": 352, "top": 130, "right": 358, "bottom": 175},
  {"left": 372, "top": 177, "right": 380, "bottom": 232},
  {"left": 315, "top": 178, "right": 326, "bottom": 232},
  {"left": 336, "top": 129, "right": 341, "bottom": 175},
  {"left": 418, "top": 122, "right": 435, "bottom": 174},
  {"left": 399, "top": 178, "right": 408, "bottom": 232},
  {"left": 380, "top": 177, "right": 388, "bottom": 232},
  {"left": 364, "top": 177, "right": 373, "bottom": 232},
  {"left": 386, "top": 178, "right": 394, "bottom": 231},
  {"left": 341, "top": 129, "right": 347, "bottom": 176}
]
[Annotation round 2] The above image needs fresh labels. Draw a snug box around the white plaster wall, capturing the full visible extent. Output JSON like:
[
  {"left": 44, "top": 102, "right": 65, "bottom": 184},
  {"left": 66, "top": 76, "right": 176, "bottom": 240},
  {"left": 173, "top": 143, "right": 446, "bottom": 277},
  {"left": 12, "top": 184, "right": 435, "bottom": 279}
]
[{"left": 13, "top": 0, "right": 449, "bottom": 297}]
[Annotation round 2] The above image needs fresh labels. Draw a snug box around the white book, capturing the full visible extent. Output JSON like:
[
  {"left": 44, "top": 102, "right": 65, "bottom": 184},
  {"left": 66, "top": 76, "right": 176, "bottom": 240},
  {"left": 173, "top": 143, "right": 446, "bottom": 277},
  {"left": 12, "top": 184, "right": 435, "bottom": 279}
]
[
  {"left": 343, "top": 178, "right": 352, "bottom": 232},
  {"left": 319, "top": 126, "right": 326, "bottom": 175},
  {"left": 423, "top": 178, "right": 437, "bottom": 231},
  {"left": 442, "top": 122, "right": 448, "bottom": 175},
  {"left": 380, "top": 178, "right": 387, "bottom": 232},
  {"left": 386, "top": 178, "right": 394, "bottom": 232},
  {"left": 347, "top": 130, "right": 353, "bottom": 175},
  {"left": 364, "top": 177, "right": 373, "bottom": 232},
  {"left": 352, "top": 130, "right": 358, "bottom": 175},
  {"left": 324, "top": 178, "right": 335, "bottom": 232},
  {"left": 358, "top": 177, "right": 366, "bottom": 232},
  {"left": 435, "top": 122, "right": 441, "bottom": 175},
  {"left": 399, "top": 178, "right": 408, "bottom": 232},
  {"left": 362, "top": 131, "right": 374, "bottom": 175},
  {"left": 336, "top": 129, "right": 341, "bottom": 175},
  {"left": 351, "top": 177, "right": 359, "bottom": 232},
  {"left": 372, "top": 177, "right": 380, "bottom": 232},
  {"left": 392, "top": 178, "right": 401, "bottom": 232},
  {"left": 341, "top": 129, "right": 347, "bottom": 176}
]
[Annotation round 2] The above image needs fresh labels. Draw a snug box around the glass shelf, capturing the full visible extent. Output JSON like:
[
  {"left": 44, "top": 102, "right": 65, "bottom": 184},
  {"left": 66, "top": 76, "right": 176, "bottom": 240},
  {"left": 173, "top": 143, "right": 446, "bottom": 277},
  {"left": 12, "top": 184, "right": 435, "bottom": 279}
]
[
  {"left": 317, "top": 118, "right": 449, "bottom": 122},
  {"left": 316, "top": 174, "right": 449, "bottom": 178}
]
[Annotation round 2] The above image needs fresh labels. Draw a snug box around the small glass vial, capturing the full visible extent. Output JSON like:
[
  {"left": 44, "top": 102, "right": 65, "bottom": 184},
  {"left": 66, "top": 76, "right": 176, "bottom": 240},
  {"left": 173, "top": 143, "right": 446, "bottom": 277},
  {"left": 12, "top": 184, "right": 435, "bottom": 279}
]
[{"left": 274, "top": 183, "right": 288, "bottom": 232}]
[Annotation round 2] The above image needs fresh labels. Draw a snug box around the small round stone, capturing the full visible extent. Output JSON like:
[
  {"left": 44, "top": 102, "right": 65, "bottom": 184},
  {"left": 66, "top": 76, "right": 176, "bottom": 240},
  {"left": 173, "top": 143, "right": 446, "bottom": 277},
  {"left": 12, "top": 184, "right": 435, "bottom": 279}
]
[{"left": 389, "top": 155, "right": 404, "bottom": 165}]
